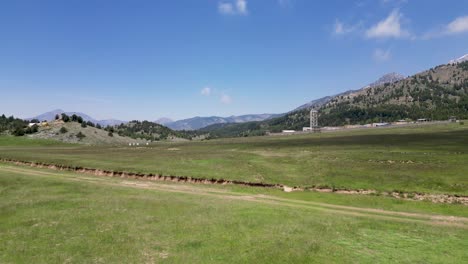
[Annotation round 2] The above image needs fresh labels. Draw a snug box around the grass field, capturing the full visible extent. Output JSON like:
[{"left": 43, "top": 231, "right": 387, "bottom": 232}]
[
  {"left": 1, "top": 164, "right": 467, "bottom": 263},
  {"left": 1, "top": 122, "right": 467, "bottom": 195}
]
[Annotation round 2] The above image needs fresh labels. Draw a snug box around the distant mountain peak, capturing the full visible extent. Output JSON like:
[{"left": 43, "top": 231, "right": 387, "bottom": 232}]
[
  {"left": 366, "top": 72, "right": 405, "bottom": 88},
  {"left": 449, "top": 54, "right": 468, "bottom": 64},
  {"left": 155, "top": 117, "right": 174, "bottom": 125}
]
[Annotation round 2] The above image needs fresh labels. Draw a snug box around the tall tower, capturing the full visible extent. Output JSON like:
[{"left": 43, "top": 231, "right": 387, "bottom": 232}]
[{"left": 310, "top": 109, "right": 318, "bottom": 128}]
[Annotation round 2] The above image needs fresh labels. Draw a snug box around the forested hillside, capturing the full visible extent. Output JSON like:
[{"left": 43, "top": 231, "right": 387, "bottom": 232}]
[
  {"left": 320, "top": 61, "right": 468, "bottom": 125},
  {"left": 200, "top": 110, "right": 310, "bottom": 137},
  {"left": 114, "top": 121, "right": 203, "bottom": 141},
  {"left": 201, "top": 61, "right": 468, "bottom": 137}
]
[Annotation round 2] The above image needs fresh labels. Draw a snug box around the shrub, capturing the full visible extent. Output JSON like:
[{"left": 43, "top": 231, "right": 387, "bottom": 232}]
[
  {"left": 76, "top": 132, "right": 86, "bottom": 140},
  {"left": 81, "top": 122, "right": 87, "bottom": 128},
  {"left": 460, "top": 122, "right": 465, "bottom": 125},
  {"left": 62, "top": 114, "right": 70, "bottom": 122},
  {"left": 60, "top": 127, "right": 68, "bottom": 134},
  {"left": 24, "top": 125, "right": 39, "bottom": 134},
  {"left": 13, "top": 127, "right": 25, "bottom": 136},
  {"left": 108, "top": 132, "right": 113, "bottom": 137}
]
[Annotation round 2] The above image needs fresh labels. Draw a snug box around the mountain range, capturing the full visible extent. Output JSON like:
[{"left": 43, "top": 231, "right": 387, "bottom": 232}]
[
  {"left": 27, "top": 110, "right": 281, "bottom": 131},
  {"left": 25, "top": 73, "right": 410, "bottom": 131},
  {"left": 27, "top": 109, "right": 126, "bottom": 127},
  {"left": 162, "top": 114, "right": 282, "bottom": 130},
  {"left": 201, "top": 55, "right": 468, "bottom": 137},
  {"left": 24, "top": 54, "right": 468, "bottom": 135}
]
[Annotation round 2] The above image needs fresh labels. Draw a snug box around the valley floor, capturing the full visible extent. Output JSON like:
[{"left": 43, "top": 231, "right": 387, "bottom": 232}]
[
  {"left": 1, "top": 123, "right": 467, "bottom": 262},
  {"left": 1, "top": 164, "right": 467, "bottom": 263},
  {"left": 1, "top": 122, "right": 467, "bottom": 195}
]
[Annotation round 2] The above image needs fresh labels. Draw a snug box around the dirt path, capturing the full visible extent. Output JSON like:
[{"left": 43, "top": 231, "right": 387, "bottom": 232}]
[
  {"left": 1, "top": 164, "right": 467, "bottom": 229},
  {"left": 1, "top": 158, "right": 467, "bottom": 205}
]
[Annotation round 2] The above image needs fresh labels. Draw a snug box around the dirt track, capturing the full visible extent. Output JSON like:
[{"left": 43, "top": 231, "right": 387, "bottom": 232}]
[
  {"left": 0, "top": 158, "right": 467, "bottom": 205},
  {"left": 1, "top": 164, "right": 467, "bottom": 229}
]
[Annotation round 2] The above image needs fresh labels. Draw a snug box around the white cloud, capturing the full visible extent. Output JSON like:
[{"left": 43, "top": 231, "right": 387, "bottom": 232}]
[
  {"left": 218, "top": 0, "right": 248, "bottom": 16},
  {"left": 366, "top": 9, "right": 409, "bottom": 39},
  {"left": 236, "top": 0, "right": 247, "bottom": 15},
  {"left": 220, "top": 94, "right": 232, "bottom": 104},
  {"left": 373, "top": 48, "right": 391, "bottom": 62},
  {"left": 333, "top": 19, "right": 360, "bottom": 35},
  {"left": 201, "top": 87, "right": 211, "bottom": 96},
  {"left": 218, "top": 2, "right": 235, "bottom": 15},
  {"left": 446, "top": 16, "right": 468, "bottom": 34},
  {"left": 422, "top": 16, "right": 468, "bottom": 39}
]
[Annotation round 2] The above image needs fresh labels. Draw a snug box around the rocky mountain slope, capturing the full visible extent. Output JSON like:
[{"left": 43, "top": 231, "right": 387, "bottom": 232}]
[
  {"left": 295, "top": 73, "right": 405, "bottom": 111},
  {"left": 319, "top": 61, "right": 468, "bottom": 125},
  {"left": 449, "top": 54, "right": 468, "bottom": 64},
  {"left": 27, "top": 121, "right": 147, "bottom": 145}
]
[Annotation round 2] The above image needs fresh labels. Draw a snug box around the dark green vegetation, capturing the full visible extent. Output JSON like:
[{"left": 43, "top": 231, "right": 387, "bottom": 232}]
[
  {"left": 114, "top": 120, "right": 202, "bottom": 141},
  {"left": 200, "top": 110, "right": 311, "bottom": 137},
  {"left": 0, "top": 164, "right": 467, "bottom": 263},
  {"left": 321, "top": 61, "right": 468, "bottom": 126},
  {"left": 1, "top": 112, "right": 205, "bottom": 144},
  {"left": 202, "top": 62, "right": 468, "bottom": 137},
  {"left": 1, "top": 123, "right": 467, "bottom": 195},
  {"left": 0, "top": 114, "right": 38, "bottom": 136}
]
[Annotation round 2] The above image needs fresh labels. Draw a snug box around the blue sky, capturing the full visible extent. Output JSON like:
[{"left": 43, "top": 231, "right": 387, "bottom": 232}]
[{"left": 1, "top": 0, "right": 467, "bottom": 120}]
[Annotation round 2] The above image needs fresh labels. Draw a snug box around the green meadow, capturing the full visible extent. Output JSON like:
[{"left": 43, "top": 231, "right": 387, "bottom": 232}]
[
  {"left": 1, "top": 122, "right": 467, "bottom": 195},
  {"left": 0, "top": 164, "right": 467, "bottom": 263}
]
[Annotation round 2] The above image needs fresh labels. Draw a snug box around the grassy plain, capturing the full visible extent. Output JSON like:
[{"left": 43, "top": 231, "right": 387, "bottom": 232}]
[
  {"left": 1, "top": 123, "right": 467, "bottom": 195},
  {"left": 1, "top": 164, "right": 467, "bottom": 263}
]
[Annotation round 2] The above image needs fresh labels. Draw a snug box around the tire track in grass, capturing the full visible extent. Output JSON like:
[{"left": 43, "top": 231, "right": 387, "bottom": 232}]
[{"left": 1, "top": 164, "right": 467, "bottom": 228}]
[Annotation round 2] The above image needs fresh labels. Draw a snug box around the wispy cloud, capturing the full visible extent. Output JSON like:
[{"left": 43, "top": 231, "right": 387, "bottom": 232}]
[
  {"left": 220, "top": 94, "right": 232, "bottom": 104},
  {"left": 201, "top": 86, "right": 232, "bottom": 105},
  {"left": 333, "top": 19, "right": 361, "bottom": 35},
  {"left": 236, "top": 0, "right": 247, "bottom": 14},
  {"left": 218, "top": 2, "right": 235, "bottom": 15},
  {"left": 446, "top": 16, "right": 468, "bottom": 34},
  {"left": 422, "top": 15, "right": 468, "bottom": 39},
  {"left": 218, "top": 0, "right": 248, "bottom": 16},
  {"left": 366, "top": 9, "right": 410, "bottom": 39},
  {"left": 201, "top": 87, "right": 211, "bottom": 96},
  {"left": 373, "top": 48, "right": 391, "bottom": 62}
]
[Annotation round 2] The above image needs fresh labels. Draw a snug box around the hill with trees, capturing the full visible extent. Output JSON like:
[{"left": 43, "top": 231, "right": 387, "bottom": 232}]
[
  {"left": 1, "top": 112, "right": 202, "bottom": 144},
  {"left": 113, "top": 120, "right": 204, "bottom": 141},
  {"left": 320, "top": 61, "right": 468, "bottom": 125},
  {"left": 201, "top": 61, "right": 468, "bottom": 138}
]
